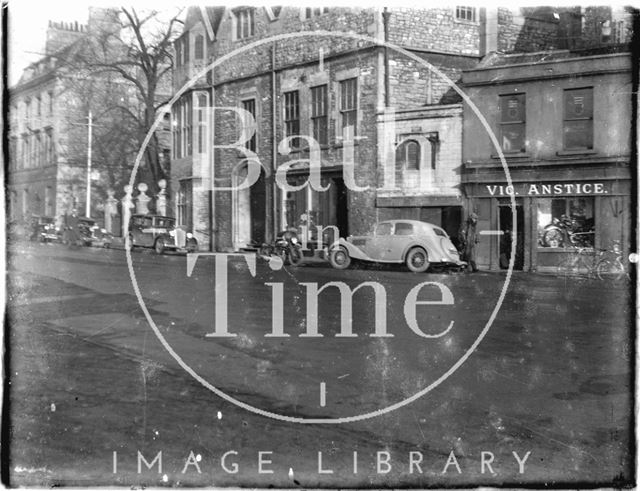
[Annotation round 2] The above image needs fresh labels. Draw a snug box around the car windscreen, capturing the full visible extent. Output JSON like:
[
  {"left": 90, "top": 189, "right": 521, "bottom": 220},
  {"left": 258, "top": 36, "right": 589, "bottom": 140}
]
[{"left": 155, "top": 218, "right": 174, "bottom": 228}]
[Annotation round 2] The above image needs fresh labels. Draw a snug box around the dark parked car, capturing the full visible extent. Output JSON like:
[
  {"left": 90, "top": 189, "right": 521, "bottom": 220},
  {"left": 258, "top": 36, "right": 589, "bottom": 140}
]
[
  {"left": 30, "top": 215, "right": 61, "bottom": 243},
  {"left": 127, "top": 214, "right": 198, "bottom": 254}
]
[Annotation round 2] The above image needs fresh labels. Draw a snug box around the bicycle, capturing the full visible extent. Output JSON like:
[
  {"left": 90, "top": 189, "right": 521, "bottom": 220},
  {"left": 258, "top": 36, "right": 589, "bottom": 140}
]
[
  {"left": 595, "top": 241, "right": 630, "bottom": 283},
  {"left": 556, "top": 246, "right": 604, "bottom": 279}
]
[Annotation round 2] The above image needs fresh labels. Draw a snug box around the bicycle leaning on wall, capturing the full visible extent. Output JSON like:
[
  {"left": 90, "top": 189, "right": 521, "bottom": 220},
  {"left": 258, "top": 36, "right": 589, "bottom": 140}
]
[
  {"left": 556, "top": 240, "right": 629, "bottom": 282},
  {"left": 595, "top": 240, "right": 630, "bottom": 283}
]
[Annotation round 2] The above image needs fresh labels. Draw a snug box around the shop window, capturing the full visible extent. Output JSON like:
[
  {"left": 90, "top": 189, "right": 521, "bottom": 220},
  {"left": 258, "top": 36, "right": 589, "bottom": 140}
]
[
  {"left": 311, "top": 84, "right": 328, "bottom": 145},
  {"left": 500, "top": 94, "right": 526, "bottom": 153},
  {"left": 242, "top": 98, "right": 257, "bottom": 152},
  {"left": 537, "top": 197, "right": 595, "bottom": 248},
  {"left": 455, "top": 6, "right": 476, "bottom": 22},
  {"left": 396, "top": 140, "right": 420, "bottom": 170},
  {"left": 284, "top": 90, "right": 300, "bottom": 149},
  {"left": 339, "top": 78, "right": 357, "bottom": 140},
  {"left": 234, "top": 9, "right": 255, "bottom": 40},
  {"left": 194, "top": 34, "right": 204, "bottom": 60},
  {"left": 563, "top": 87, "right": 593, "bottom": 150}
]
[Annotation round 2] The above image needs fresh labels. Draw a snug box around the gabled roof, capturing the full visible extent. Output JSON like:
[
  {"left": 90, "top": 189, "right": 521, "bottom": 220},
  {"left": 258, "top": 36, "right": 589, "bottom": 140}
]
[{"left": 183, "top": 6, "right": 225, "bottom": 41}]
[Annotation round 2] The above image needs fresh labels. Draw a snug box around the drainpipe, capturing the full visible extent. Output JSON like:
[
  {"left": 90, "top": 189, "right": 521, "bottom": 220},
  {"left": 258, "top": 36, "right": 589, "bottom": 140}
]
[
  {"left": 270, "top": 44, "right": 277, "bottom": 242},
  {"left": 382, "top": 7, "right": 391, "bottom": 108},
  {"left": 209, "top": 54, "right": 216, "bottom": 251}
]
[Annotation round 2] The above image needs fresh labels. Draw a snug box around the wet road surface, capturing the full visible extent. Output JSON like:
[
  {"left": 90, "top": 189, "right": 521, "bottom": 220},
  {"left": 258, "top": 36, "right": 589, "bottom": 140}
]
[{"left": 5, "top": 241, "right": 634, "bottom": 487}]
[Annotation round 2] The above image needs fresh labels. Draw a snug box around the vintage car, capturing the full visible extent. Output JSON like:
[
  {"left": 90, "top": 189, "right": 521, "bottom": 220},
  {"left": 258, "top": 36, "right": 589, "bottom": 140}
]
[
  {"left": 77, "top": 218, "right": 114, "bottom": 248},
  {"left": 127, "top": 214, "right": 198, "bottom": 254},
  {"left": 30, "top": 215, "right": 61, "bottom": 243},
  {"left": 328, "top": 220, "right": 465, "bottom": 272}
]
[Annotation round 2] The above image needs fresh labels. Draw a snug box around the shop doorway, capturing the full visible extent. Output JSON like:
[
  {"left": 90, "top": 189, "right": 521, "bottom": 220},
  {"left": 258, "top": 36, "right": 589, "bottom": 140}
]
[{"left": 498, "top": 199, "right": 525, "bottom": 270}]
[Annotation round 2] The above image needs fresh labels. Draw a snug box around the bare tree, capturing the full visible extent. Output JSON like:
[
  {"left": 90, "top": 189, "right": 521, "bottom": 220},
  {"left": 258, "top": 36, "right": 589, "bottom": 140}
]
[{"left": 79, "top": 7, "right": 183, "bottom": 192}]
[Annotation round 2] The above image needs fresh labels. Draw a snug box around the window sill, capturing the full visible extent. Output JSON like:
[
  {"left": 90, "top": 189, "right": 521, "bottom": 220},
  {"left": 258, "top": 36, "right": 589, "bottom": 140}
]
[
  {"left": 556, "top": 149, "right": 597, "bottom": 156},
  {"left": 491, "top": 152, "right": 530, "bottom": 159}
]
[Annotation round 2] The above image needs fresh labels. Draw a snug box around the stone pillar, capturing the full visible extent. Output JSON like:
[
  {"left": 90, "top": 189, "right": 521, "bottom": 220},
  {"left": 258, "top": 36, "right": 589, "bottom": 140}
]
[
  {"left": 136, "top": 182, "right": 151, "bottom": 215},
  {"left": 104, "top": 189, "right": 119, "bottom": 235},
  {"left": 121, "top": 185, "right": 135, "bottom": 238},
  {"left": 156, "top": 179, "right": 167, "bottom": 216}
]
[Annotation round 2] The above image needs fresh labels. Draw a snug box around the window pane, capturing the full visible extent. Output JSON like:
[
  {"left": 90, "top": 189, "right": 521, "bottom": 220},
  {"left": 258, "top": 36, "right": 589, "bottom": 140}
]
[
  {"left": 195, "top": 35, "right": 204, "bottom": 59},
  {"left": 564, "top": 120, "right": 593, "bottom": 149},
  {"left": 500, "top": 94, "right": 525, "bottom": 123},
  {"left": 311, "top": 85, "right": 328, "bottom": 144},
  {"left": 537, "top": 197, "right": 595, "bottom": 248},
  {"left": 406, "top": 141, "right": 419, "bottom": 170},
  {"left": 395, "top": 223, "right": 414, "bottom": 235},
  {"left": 242, "top": 99, "right": 256, "bottom": 152},
  {"left": 501, "top": 123, "right": 526, "bottom": 152},
  {"left": 376, "top": 223, "right": 392, "bottom": 236},
  {"left": 564, "top": 88, "right": 593, "bottom": 119}
]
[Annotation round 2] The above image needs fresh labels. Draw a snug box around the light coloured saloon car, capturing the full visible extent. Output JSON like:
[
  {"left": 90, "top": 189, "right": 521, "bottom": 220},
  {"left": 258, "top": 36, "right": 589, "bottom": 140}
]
[{"left": 328, "top": 220, "right": 465, "bottom": 272}]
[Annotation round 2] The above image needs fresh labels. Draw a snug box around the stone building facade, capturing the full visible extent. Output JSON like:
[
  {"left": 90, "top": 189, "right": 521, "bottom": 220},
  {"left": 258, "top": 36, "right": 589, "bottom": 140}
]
[
  {"left": 170, "top": 5, "right": 635, "bottom": 253},
  {"left": 460, "top": 47, "right": 633, "bottom": 272},
  {"left": 8, "top": 9, "right": 127, "bottom": 227},
  {"left": 172, "top": 6, "right": 490, "bottom": 251}
]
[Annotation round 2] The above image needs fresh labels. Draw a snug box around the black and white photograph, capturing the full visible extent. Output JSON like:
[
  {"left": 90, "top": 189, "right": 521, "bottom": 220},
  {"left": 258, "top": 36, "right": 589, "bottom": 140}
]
[{"left": 3, "top": 1, "right": 637, "bottom": 487}]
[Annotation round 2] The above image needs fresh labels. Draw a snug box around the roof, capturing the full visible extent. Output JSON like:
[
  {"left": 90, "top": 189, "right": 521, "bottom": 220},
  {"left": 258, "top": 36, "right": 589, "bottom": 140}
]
[{"left": 477, "top": 43, "right": 631, "bottom": 69}]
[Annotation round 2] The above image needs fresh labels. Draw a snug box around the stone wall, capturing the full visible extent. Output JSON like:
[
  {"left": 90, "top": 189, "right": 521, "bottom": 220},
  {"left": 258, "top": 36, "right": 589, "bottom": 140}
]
[{"left": 388, "top": 7, "right": 480, "bottom": 55}]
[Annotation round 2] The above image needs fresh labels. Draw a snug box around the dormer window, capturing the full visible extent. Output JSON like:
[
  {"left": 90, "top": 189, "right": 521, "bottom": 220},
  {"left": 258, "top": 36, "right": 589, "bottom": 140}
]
[
  {"left": 304, "top": 7, "right": 329, "bottom": 19},
  {"left": 234, "top": 8, "right": 255, "bottom": 40}
]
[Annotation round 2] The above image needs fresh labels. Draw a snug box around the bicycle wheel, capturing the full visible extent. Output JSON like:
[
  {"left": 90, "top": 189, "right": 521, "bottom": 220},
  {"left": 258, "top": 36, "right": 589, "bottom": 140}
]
[{"left": 596, "top": 259, "right": 627, "bottom": 282}]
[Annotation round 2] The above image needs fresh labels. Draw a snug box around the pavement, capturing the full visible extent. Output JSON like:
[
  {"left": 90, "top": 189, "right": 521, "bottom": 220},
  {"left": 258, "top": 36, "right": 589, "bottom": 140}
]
[{"left": 4, "top": 240, "right": 635, "bottom": 487}]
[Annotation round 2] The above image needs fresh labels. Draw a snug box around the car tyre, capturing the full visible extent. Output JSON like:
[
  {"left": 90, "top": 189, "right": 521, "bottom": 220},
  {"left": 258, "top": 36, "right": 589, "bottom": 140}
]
[
  {"left": 329, "top": 246, "right": 351, "bottom": 270},
  {"left": 154, "top": 237, "right": 166, "bottom": 255},
  {"left": 406, "top": 247, "right": 429, "bottom": 273}
]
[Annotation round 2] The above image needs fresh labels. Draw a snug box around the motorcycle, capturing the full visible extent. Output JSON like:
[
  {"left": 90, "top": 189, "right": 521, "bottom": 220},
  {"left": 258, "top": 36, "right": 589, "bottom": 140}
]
[
  {"left": 258, "top": 229, "right": 303, "bottom": 265},
  {"left": 541, "top": 215, "right": 594, "bottom": 248}
]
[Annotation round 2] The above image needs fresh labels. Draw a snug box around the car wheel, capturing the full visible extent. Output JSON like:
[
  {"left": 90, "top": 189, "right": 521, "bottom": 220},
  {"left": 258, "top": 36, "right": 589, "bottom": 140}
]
[
  {"left": 186, "top": 238, "right": 198, "bottom": 253},
  {"left": 329, "top": 246, "right": 351, "bottom": 270},
  {"left": 154, "top": 237, "right": 166, "bottom": 255},
  {"left": 406, "top": 247, "right": 429, "bottom": 273}
]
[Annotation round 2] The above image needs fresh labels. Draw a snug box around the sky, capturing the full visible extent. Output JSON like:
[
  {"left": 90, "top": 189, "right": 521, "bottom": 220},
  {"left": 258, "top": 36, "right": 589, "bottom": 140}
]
[
  {"left": 7, "top": 1, "right": 90, "bottom": 85},
  {"left": 6, "top": 0, "right": 190, "bottom": 86}
]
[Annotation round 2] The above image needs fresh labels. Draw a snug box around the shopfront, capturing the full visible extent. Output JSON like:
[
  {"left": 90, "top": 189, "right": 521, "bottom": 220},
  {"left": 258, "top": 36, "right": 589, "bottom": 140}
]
[{"left": 464, "top": 176, "right": 631, "bottom": 272}]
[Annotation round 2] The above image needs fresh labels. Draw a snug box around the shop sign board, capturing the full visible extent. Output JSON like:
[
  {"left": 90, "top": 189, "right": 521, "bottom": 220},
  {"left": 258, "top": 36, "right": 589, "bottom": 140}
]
[{"left": 475, "top": 181, "right": 618, "bottom": 197}]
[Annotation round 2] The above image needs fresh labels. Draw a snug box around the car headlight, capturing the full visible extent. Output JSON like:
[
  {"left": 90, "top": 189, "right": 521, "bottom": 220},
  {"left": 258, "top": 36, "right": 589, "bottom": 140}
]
[
  {"left": 169, "top": 230, "right": 176, "bottom": 237},
  {"left": 290, "top": 237, "right": 298, "bottom": 244},
  {"left": 186, "top": 232, "right": 193, "bottom": 239}
]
